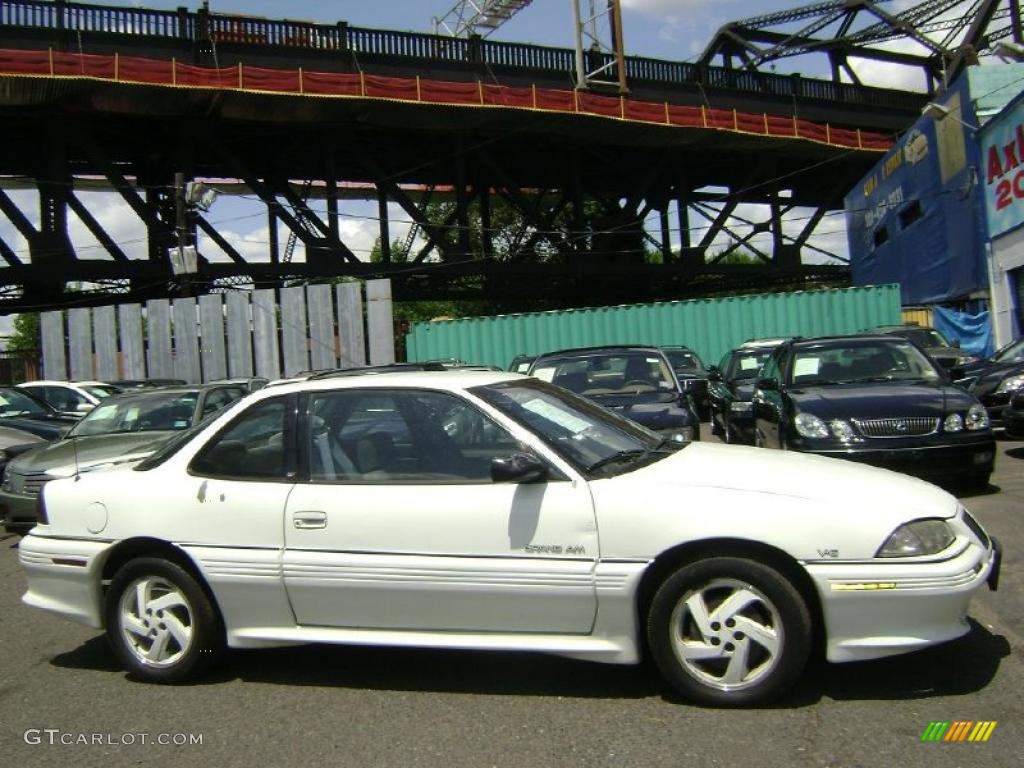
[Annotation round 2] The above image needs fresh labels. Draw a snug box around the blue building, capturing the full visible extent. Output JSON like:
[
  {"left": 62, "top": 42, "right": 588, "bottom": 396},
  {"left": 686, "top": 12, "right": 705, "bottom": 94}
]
[{"left": 845, "top": 64, "right": 1024, "bottom": 351}]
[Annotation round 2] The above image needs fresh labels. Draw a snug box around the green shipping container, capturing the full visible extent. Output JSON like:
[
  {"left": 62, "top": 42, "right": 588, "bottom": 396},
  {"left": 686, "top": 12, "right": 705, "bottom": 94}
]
[{"left": 406, "top": 285, "right": 903, "bottom": 369}]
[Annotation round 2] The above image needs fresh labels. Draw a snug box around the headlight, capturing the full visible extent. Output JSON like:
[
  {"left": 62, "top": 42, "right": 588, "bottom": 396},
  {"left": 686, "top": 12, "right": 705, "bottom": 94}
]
[
  {"left": 659, "top": 428, "right": 694, "bottom": 443},
  {"left": 828, "top": 419, "right": 855, "bottom": 441},
  {"left": 956, "top": 355, "right": 979, "bottom": 366},
  {"left": 877, "top": 519, "right": 954, "bottom": 557},
  {"left": 730, "top": 401, "right": 752, "bottom": 413},
  {"left": 794, "top": 412, "right": 828, "bottom": 439},
  {"left": 1, "top": 461, "right": 12, "bottom": 490},
  {"left": 995, "top": 374, "right": 1024, "bottom": 394},
  {"left": 966, "top": 403, "right": 990, "bottom": 431},
  {"left": 944, "top": 413, "right": 964, "bottom": 432}
]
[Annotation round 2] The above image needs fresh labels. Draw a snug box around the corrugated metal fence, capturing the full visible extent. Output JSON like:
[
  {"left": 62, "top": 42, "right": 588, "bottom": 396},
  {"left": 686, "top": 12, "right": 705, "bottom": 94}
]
[
  {"left": 39, "top": 279, "right": 394, "bottom": 383},
  {"left": 407, "top": 285, "right": 903, "bottom": 369}
]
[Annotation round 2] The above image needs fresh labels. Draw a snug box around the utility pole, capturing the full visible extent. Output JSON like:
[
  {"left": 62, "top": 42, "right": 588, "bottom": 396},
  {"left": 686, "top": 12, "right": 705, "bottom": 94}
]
[{"left": 173, "top": 171, "right": 196, "bottom": 294}]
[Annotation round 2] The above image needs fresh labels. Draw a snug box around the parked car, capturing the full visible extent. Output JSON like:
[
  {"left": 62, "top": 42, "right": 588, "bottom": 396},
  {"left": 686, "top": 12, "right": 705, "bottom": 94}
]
[
  {"left": 0, "top": 386, "right": 79, "bottom": 440},
  {"left": 528, "top": 346, "right": 699, "bottom": 443},
  {"left": 0, "top": 425, "right": 44, "bottom": 478},
  {"left": 209, "top": 377, "right": 269, "bottom": 392},
  {"left": 872, "top": 325, "right": 980, "bottom": 377},
  {"left": 752, "top": 335, "right": 995, "bottom": 487},
  {"left": 18, "top": 380, "right": 121, "bottom": 417},
  {"left": 959, "top": 337, "right": 1024, "bottom": 429},
  {"left": 19, "top": 371, "right": 1000, "bottom": 706},
  {"left": 1002, "top": 388, "right": 1024, "bottom": 439},
  {"left": 661, "top": 346, "right": 711, "bottom": 420},
  {"left": 1, "top": 383, "right": 248, "bottom": 534},
  {"left": 707, "top": 338, "right": 789, "bottom": 444}
]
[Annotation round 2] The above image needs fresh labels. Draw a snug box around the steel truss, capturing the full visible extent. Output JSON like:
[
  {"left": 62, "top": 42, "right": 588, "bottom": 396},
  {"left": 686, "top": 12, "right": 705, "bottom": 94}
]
[
  {"left": 701, "top": 0, "right": 1023, "bottom": 93},
  {"left": 0, "top": 117, "right": 853, "bottom": 313}
]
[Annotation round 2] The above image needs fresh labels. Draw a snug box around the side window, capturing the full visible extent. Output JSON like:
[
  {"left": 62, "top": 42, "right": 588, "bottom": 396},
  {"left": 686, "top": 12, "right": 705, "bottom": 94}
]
[
  {"left": 201, "top": 388, "right": 234, "bottom": 417},
  {"left": 307, "top": 389, "right": 524, "bottom": 484},
  {"left": 49, "top": 386, "right": 88, "bottom": 411},
  {"left": 190, "top": 398, "right": 289, "bottom": 481}
]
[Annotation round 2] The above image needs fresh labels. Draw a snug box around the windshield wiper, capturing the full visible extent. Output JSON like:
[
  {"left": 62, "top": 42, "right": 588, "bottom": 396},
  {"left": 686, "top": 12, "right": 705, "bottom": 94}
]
[
  {"left": 587, "top": 440, "right": 679, "bottom": 474},
  {"left": 587, "top": 449, "right": 647, "bottom": 474}
]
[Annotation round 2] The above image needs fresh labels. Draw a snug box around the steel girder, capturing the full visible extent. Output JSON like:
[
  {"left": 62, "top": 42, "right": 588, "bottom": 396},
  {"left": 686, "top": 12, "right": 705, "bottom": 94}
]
[
  {"left": 0, "top": 117, "right": 852, "bottom": 312},
  {"left": 700, "top": 0, "right": 1022, "bottom": 93}
]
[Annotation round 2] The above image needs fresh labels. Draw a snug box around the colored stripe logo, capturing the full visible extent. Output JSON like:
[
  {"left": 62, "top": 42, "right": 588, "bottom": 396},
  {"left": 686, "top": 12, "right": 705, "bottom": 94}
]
[{"left": 921, "top": 721, "right": 997, "bottom": 742}]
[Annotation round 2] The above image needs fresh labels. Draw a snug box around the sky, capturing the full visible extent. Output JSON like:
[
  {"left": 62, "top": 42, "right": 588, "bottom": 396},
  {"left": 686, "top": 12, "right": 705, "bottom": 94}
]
[{"left": 0, "top": 0, "right": 964, "bottom": 335}]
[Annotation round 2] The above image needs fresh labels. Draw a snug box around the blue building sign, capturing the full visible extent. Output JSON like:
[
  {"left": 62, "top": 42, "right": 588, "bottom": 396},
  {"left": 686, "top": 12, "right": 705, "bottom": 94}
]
[
  {"left": 845, "top": 75, "right": 988, "bottom": 305},
  {"left": 980, "top": 95, "right": 1024, "bottom": 238}
]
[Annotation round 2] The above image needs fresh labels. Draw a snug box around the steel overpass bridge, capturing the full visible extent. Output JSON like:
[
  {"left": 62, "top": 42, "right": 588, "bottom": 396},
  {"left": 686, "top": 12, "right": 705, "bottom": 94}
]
[{"left": 0, "top": 0, "right": 980, "bottom": 310}]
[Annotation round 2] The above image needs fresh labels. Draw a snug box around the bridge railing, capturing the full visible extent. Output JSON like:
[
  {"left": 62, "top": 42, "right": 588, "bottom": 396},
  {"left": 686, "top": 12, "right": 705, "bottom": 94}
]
[{"left": 0, "top": 0, "right": 923, "bottom": 111}]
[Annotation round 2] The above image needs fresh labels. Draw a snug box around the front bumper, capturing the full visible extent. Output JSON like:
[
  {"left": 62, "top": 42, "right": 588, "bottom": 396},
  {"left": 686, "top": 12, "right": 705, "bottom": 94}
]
[
  {"left": 808, "top": 536, "right": 999, "bottom": 663},
  {"left": 1002, "top": 407, "right": 1024, "bottom": 439},
  {"left": 793, "top": 436, "right": 995, "bottom": 481},
  {"left": 0, "top": 489, "right": 40, "bottom": 533},
  {"left": 19, "top": 531, "right": 111, "bottom": 629}
]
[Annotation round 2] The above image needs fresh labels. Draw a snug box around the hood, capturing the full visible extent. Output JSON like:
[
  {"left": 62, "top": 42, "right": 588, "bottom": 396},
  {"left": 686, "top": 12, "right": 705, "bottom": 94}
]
[
  {"left": 10, "top": 431, "right": 173, "bottom": 475},
  {"left": 587, "top": 391, "right": 697, "bottom": 428},
  {"left": 970, "top": 361, "right": 1024, "bottom": 394},
  {"left": 786, "top": 382, "right": 974, "bottom": 420},
  {"left": 0, "top": 415, "right": 75, "bottom": 441},
  {"left": 0, "top": 425, "right": 44, "bottom": 449},
  {"left": 596, "top": 442, "right": 959, "bottom": 554}
]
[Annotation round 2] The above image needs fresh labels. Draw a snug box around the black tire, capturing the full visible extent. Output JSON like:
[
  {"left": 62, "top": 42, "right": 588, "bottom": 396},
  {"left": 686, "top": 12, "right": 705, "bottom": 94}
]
[
  {"left": 104, "top": 557, "right": 224, "bottom": 683},
  {"left": 646, "top": 557, "right": 812, "bottom": 707}
]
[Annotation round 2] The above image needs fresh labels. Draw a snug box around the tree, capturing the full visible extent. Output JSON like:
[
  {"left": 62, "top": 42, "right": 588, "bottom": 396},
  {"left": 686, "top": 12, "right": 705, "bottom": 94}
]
[{"left": 6, "top": 312, "right": 40, "bottom": 353}]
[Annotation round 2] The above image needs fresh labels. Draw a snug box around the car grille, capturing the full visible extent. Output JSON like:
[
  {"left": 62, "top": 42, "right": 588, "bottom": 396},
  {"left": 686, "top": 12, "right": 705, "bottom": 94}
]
[
  {"left": 8, "top": 471, "right": 51, "bottom": 497},
  {"left": 852, "top": 417, "right": 940, "bottom": 438}
]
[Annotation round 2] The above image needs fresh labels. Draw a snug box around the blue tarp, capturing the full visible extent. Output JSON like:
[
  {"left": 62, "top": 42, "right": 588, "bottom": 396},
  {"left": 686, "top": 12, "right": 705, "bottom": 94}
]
[{"left": 933, "top": 305, "right": 994, "bottom": 358}]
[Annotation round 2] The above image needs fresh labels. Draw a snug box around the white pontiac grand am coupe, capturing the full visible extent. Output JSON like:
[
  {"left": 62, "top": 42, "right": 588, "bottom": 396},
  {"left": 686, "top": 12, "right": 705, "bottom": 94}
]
[{"left": 19, "top": 371, "right": 1000, "bottom": 706}]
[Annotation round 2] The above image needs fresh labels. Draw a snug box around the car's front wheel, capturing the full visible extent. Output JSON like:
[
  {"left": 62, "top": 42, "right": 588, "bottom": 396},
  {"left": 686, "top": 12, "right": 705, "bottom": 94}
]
[
  {"left": 105, "top": 557, "right": 224, "bottom": 683},
  {"left": 646, "top": 557, "right": 811, "bottom": 707}
]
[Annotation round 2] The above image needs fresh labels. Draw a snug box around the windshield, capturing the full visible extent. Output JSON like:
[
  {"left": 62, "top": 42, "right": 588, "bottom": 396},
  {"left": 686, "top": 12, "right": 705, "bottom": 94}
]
[
  {"left": 82, "top": 384, "right": 122, "bottom": 400},
  {"left": 993, "top": 337, "right": 1024, "bottom": 363},
  {"left": 788, "top": 340, "right": 941, "bottom": 386},
  {"left": 664, "top": 349, "right": 705, "bottom": 373},
  {"left": 726, "top": 349, "right": 774, "bottom": 381},
  {"left": 530, "top": 351, "right": 677, "bottom": 396},
  {"left": 0, "top": 389, "right": 50, "bottom": 418},
  {"left": 472, "top": 379, "right": 680, "bottom": 476},
  {"left": 69, "top": 391, "right": 199, "bottom": 437},
  {"left": 896, "top": 328, "right": 950, "bottom": 349}
]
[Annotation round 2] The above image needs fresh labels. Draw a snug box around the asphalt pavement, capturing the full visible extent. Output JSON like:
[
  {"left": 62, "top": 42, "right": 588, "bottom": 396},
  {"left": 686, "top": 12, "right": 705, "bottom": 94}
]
[{"left": 0, "top": 430, "right": 1021, "bottom": 768}]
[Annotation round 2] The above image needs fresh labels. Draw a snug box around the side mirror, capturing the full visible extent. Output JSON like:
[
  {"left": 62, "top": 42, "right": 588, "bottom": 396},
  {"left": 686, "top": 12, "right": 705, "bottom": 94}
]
[
  {"left": 491, "top": 452, "right": 548, "bottom": 484},
  {"left": 756, "top": 377, "right": 779, "bottom": 391}
]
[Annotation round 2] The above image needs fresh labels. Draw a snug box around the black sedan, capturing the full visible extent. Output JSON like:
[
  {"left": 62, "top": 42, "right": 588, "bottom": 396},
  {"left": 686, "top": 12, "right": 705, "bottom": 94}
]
[
  {"left": 0, "top": 386, "right": 78, "bottom": 440},
  {"left": 528, "top": 346, "right": 699, "bottom": 443},
  {"left": 872, "top": 325, "right": 981, "bottom": 377},
  {"left": 959, "top": 337, "right": 1024, "bottom": 429},
  {"left": 752, "top": 335, "right": 995, "bottom": 487},
  {"left": 707, "top": 338, "right": 787, "bottom": 444}
]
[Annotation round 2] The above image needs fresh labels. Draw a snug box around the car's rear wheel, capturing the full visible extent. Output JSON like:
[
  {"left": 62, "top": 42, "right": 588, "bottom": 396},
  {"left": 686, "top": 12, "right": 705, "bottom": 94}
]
[
  {"left": 646, "top": 557, "right": 811, "bottom": 707},
  {"left": 105, "top": 557, "right": 224, "bottom": 683}
]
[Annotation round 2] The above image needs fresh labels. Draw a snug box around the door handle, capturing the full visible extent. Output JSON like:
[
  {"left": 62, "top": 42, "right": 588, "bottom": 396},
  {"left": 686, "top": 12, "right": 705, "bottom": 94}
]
[{"left": 292, "top": 510, "right": 327, "bottom": 529}]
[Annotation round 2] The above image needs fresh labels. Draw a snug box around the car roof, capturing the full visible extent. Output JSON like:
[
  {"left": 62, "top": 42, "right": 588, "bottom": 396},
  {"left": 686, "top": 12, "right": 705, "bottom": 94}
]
[
  {"left": 534, "top": 345, "right": 665, "bottom": 360},
  {"left": 253, "top": 369, "right": 524, "bottom": 398},
  {"left": 737, "top": 338, "right": 790, "bottom": 349},
  {"left": 791, "top": 333, "right": 913, "bottom": 347}
]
